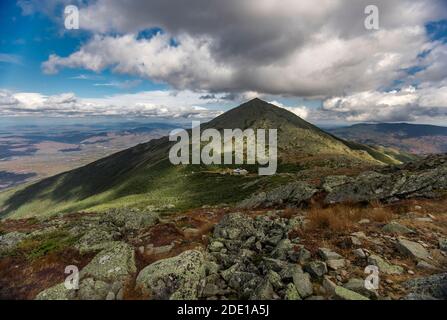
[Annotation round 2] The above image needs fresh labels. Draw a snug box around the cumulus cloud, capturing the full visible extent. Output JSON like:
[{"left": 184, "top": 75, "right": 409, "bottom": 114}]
[
  {"left": 0, "top": 89, "right": 223, "bottom": 119},
  {"left": 269, "top": 100, "right": 309, "bottom": 119},
  {"left": 10, "top": 0, "right": 445, "bottom": 123},
  {"left": 39, "top": 0, "right": 447, "bottom": 98},
  {"left": 322, "top": 85, "right": 447, "bottom": 122}
]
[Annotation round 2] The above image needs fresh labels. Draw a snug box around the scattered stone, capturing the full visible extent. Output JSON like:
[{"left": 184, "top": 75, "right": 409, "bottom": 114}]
[
  {"left": 396, "top": 238, "right": 430, "bottom": 261},
  {"left": 209, "top": 241, "right": 224, "bottom": 252},
  {"left": 353, "top": 248, "right": 367, "bottom": 259},
  {"left": 367, "top": 254, "right": 403, "bottom": 275},
  {"left": 304, "top": 261, "right": 328, "bottom": 278},
  {"left": 439, "top": 238, "right": 447, "bottom": 252},
  {"left": 288, "top": 247, "right": 311, "bottom": 264},
  {"left": 322, "top": 276, "right": 337, "bottom": 295},
  {"left": 251, "top": 279, "right": 274, "bottom": 300},
  {"left": 334, "top": 286, "right": 369, "bottom": 300},
  {"left": 343, "top": 278, "right": 378, "bottom": 299},
  {"left": 350, "top": 236, "right": 362, "bottom": 246},
  {"left": 292, "top": 271, "right": 313, "bottom": 298},
  {"left": 284, "top": 283, "right": 301, "bottom": 300},
  {"left": 416, "top": 261, "right": 439, "bottom": 271},
  {"left": 318, "top": 248, "right": 343, "bottom": 261},
  {"left": 382, "top": 222, "right": 414, "bottom": 235},
  {"left": 271, "top": 239, "right": 293, "bottom": 260},
  {"left": 327, "top": 259, "right": 346, "bottom": 271},
  {"left": 358, "top": 219, "right": 370, "bottom": 225},
  {"left": 146, "top": 243, "right": 174, "bottom": 255}
]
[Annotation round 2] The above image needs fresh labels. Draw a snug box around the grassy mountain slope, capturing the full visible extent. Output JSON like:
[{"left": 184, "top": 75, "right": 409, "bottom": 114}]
[{"left": 0, "top": 99, "right": 408, "bottom": 219}]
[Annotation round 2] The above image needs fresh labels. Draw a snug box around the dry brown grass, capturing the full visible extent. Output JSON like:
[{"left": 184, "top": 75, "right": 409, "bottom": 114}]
[
  {"left": 279, "top": 207, "right": 300, "bottom": 219},
  {"left": 366, "top": 201, "right": 394, "bottom": 222},
  {"left": 306, "top": 202, "right": 393, "bottom": 232}
]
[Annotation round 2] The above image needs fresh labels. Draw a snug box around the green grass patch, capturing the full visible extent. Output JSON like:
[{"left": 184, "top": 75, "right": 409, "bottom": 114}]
[{"left": 12, "top": 230, "right": 80, "bottom": 260}]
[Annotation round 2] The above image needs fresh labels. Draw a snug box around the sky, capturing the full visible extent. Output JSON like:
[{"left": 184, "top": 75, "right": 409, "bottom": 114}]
[{"left": 0, "top": 0, "right": 447, "bottom": 125}]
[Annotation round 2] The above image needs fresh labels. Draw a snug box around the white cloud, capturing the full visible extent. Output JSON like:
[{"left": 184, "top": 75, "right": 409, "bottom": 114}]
[
  {"left": 42, "top": 33, "right": 234, "bottom": 92},
  {"left": 269, "top": 100, "right": 309, "bottom": 119},
  {"left": 322, "top": 85, "right": 447, "bottom": 122},
  {"left": 39, "top": 0, "right": 447, "bottom": 99},
  {"left": 0, "top": 89, "right": 223, "bottom": 119},
  {"left": 93, "top": 79, "right": 142, "bottom": 89},
  {"left": 0, "top": 53, "right": 22, "bottom": 65},
  {"left": 11, "top": 0, "right": 446, "bottom": 123}
]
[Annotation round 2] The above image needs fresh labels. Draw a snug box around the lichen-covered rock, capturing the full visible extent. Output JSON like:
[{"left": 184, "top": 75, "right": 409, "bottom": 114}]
[
  {"left": 292, "top": 270, "right": 313, "bottom": 298},
  {"left": 322, "top": 175, "right": 351, "bottom": 193},
  {"left": 325, "top": 159, "right": 447, "bottom": 204},
  {"left": 213, "top": 213, "right": 256, "bottom": 241},
  {"left": 343, "top": 278, "right": 378, "bottom": 299},
  {"left": 35, "top": 283, "right": 76, "bottom": 300},
  {"left": 80, "top": 242, "right": 136, "bottom": 283},
  {"left": 103, "top": 208, "right": 159, "bottom": 231},
  {"left": 382, "top": 222, "right": 414, "bottom": 235},
  {"left": 304, "top": 261, "right": 328, "bottom": 278},
  {"left": 404, "top": 273, "right": 447, "bottom": 300},
  {"left": 77, "top": 278, "right": 111, "bottom": 300},
  {"left": 334, "top": 286, "right": 369, "bottom": 300},
  {"left": 0, "top": 231, "right": 26, "bottom": 254},
  {"left": 367, "top": 254, "right": 403, "bottom": 275},
  {"left": 238, "top": 181, "right": 318, "bottom": 209},
  {"left": 136, "top": 250, "right": 206, "bottom": 300},
  {"left": 284, "top": 283, "right": 301, "bottom": 300},
  {"left": 75, "top": 229, "right": 121, "bottom": 254},
  {"left": 250, "top": 279, "right": 274, "bottom": 300},
  {"left": 318, "top": 248, "right": 343, "bottom": 261}
]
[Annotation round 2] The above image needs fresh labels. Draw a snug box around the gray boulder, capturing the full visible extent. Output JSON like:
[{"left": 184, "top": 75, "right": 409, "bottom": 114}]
[
  {"left": 0, "top": 231, "right": 26, "bottom": 254},
  {"left": 136, "top": 250, "right": 206, "bottom": 300},
  {"left": 238, "top": 181, "right": 317, "bottom": 209},
  {"left": 404, "top": 273, "right": 447, "bottom": 300},
  {"left": 381, "top": 222, "right": 414, "bottom": 235},
  {"left": 80, "top": 242, "right": 137, "bottom": 284},
  {"left": 292, "top": 271, "right": 313, "bottom": 298},
  {"left": 35, "top": 283, "right": 76, "bottom": 300},
  {"left": 396, "top": 238, "right": 430, "bottom": 261},
  {"left": 367, "top": 254, "right": 403, "bottom": 275},
  {"left": 213, "top": 213, "right": 256, "bottom": 241}
]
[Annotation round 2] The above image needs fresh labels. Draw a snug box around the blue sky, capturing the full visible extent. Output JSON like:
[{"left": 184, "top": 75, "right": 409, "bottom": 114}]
[
  {"left": 0, "top": 1, "right": 447, "bottom": 125},
  {"left": 0, "top": 1, "right": 166, "bottom": 97}
]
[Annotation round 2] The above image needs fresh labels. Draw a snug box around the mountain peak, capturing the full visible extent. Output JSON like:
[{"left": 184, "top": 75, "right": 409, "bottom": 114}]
[{"left": 205, "top": 98, "right": 314, "bottom": 131}]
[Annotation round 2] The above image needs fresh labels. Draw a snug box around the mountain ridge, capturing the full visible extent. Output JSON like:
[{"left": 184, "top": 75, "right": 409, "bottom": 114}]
[
  {"left": 329, "top": 122, "right": 447, "bottom": 154},
  {"left": 0, "top": 99, "right": 409, "bottom": 219}
]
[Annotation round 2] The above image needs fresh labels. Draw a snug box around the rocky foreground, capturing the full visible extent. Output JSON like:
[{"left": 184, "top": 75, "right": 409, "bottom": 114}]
[
  {"left": 0, "top": 203, "right": 446, "bottom": 300},
  {"left": 1, "top": 155, "right": 447, "bottom": 300}
]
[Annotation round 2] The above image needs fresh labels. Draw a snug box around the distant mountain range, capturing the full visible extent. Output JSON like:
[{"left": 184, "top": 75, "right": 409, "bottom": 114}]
[
  {"left": 328, "top": 123, "right": 447, "bottom": 155},
  {"left": 0, "top": 99, "right": 414, "bottom": 219}
]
